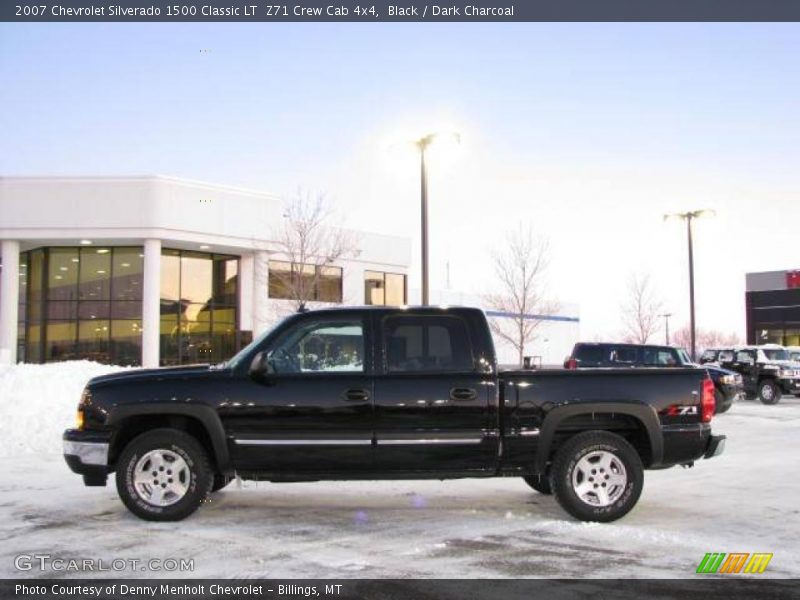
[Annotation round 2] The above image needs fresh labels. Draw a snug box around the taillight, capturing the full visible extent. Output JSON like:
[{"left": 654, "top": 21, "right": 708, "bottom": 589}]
[
  {"left": 701, "top": 377, "right": 715, "bottom": 423},
  {"left": 566, "top": 358, "right": 578, "bottom": 370}
]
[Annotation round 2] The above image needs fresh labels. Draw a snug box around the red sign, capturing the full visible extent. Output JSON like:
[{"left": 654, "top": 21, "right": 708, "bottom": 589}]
[{"left": 787, "top": 271, "right": 800, "bottom": 289}]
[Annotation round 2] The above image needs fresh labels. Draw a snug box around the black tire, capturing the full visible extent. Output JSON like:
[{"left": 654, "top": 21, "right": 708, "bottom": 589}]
[
  {"left": 115, "top": 428, "right": 213, "bottom": 521},
  {"left": 522, "top": 473, "right": 552, "bottom": 495},
  {"left": 714, "top": 389, "right": 732, "bottom": 414},
  {"left": 549, "top": 431, "right": 644, "bottom": 523},
  {"left": 212, "top": 474, "right": 233, "bottom": 492},
  {"left": 758, "top": 380, "right": 781, "bottom": 405}
]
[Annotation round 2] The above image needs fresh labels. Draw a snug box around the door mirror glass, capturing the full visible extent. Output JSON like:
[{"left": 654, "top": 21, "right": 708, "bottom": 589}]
[{"left": 248, "top": 351, "right": 273, "bottom": 379}]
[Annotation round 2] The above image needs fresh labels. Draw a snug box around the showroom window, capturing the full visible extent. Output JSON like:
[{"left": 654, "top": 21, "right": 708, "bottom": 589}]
[
  {"left": 365, "top": 271, "right": 407, "bottom": 306},
  {"left": 18, "top": 246, "right": 144, "bottom": 366},
  {"left": 268, "top": 261, "right": 343, "bottom": 303},
  {"left": 160, "top": 250, "right": 239, "bottom": 366}
]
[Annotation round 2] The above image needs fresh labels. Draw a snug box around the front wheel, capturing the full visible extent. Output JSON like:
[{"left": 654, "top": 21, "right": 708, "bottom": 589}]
[
  {"left": 715, "top": 389, "right": 732, "bottom": 414},
  {"left": 550, "top": 431, "right": 644, "bottom": 523},
  {"left": 115, "top": 428, "right": 213, "bottom": 521},
  {"left": 758, "top": 380, "right": 781, "bottom": 405},
  {"left": 522, "top": 473, "right": 552, "bottom": 495}
]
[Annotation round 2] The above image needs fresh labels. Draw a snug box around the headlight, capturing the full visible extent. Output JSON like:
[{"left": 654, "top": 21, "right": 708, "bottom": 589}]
[
  {"left": 720, "top": 374, "right": 735, "bottom": 385},
  {"left": 76, "top": 387, "right": 92, "bottom": 429},
  {"left": 780, "top": 369, "right": 794, "bottom": 378}
]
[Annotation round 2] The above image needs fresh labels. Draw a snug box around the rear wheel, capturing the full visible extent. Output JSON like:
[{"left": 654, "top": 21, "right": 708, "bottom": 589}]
[
  {"left": 550, "top": 431, "right": 644, "bottom": 522},
  {"left": 758, "top": 380, "right": 781, "bottom": 405},
  {"left": 115, "top": 428, "right": 213, "bottom": 521},
  {"left": 522, "top": 473, "right": 552, "bottom": 495}
]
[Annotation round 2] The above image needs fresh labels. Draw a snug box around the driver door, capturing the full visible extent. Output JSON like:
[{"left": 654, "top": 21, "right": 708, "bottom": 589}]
[
  {"left": 734, "top": 349, "right": 758, "bottom": 395},
  {"left": 225, "top": 313, "right": 374, "bottom": 473}
]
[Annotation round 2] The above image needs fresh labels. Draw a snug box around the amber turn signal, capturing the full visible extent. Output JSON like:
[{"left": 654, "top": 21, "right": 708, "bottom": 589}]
[{"left": 76, "top": 409, "right": 84, "bottom": 430}]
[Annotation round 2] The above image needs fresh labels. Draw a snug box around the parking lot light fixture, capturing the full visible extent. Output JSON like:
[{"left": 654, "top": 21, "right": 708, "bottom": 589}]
[{"left": 663, "top": 209, "right": 716, "bottom": 361}]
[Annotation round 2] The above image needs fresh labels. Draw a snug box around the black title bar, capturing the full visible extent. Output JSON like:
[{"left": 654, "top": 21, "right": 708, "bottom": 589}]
[
  {"left": 3, "top": 579, "right": 799, "bottom": 600},
  {"left": 4, "top": 0, "right": 800, "bottom": 22}
]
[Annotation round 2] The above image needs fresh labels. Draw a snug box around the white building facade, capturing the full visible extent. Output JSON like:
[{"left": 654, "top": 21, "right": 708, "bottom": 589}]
[{"left": 0, "top": 176, "right": 411, "bottom": 367}]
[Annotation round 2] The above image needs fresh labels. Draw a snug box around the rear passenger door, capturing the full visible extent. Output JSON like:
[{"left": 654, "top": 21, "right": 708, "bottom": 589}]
[{"left": 372, "top": 313, "right": 497, "bottom": 473}]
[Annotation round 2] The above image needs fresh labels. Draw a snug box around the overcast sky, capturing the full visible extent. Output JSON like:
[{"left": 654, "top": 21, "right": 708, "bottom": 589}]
[{"left": 1, "top": 23, "right": 798, "bottom": 341}]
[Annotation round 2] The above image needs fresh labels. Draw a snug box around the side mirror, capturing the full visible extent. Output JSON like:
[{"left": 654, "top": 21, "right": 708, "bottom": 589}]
[{"left": 248, "top": 351, "right": 274, "bottom": 380}]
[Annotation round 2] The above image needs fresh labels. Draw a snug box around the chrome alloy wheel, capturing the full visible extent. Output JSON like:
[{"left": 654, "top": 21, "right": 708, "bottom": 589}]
[
  {"left": 133, "top": 449, "right": 190, "bottom": 507},
  {"left": 571, "top": 450, "right": 628, "bottom": 507}
]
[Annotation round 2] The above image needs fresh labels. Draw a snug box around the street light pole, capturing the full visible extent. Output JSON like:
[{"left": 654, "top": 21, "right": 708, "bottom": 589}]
[
  {"left": 660, "top": 312, "right": 672, "bottom": 345},
  {"left": 414, "top": 131, "right": 459, "bottom": 306},
  {"left": 420, "top": 139, "right": 430, "bottom": 306},
  {"left": 686, "top": 215, "right": 696, "bottom": 360},
  {"left": 664, "top": 209, "right": 714, "bottom": 361}
]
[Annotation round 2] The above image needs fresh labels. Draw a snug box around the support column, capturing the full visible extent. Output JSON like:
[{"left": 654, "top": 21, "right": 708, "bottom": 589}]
[
  {"left": 252, "top": 250, "right": 271, "bottom": 336},
  {"left": 0, "top": 240, "right": 20, "bottom": 365},
  {"left": 141, "top": 239, "right": 161, "bottom": 368}
]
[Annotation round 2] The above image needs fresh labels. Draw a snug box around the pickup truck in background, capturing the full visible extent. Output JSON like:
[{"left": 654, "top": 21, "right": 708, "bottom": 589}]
[
  {"left": 64, "top": 307, "right": 725, "bottom": 523},
  {"left": 564, "top": 342, "right": 743, "bottom": 413}
]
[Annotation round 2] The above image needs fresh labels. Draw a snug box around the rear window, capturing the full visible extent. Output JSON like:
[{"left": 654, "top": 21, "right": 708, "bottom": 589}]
[{"left": 574, "top": 345, "right": 608, "bottom": 366}]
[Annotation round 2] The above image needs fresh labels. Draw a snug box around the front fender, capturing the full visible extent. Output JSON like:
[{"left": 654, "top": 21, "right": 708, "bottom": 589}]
[{"left": 107, "top": 403, "right": 231, "bottom": 473}]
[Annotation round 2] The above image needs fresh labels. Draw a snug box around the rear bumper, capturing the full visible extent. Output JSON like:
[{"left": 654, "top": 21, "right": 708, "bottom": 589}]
[
  {"left": 704, "top": 434, "right": 726, "bottom": 459},
  {"left": 63, "top": 429, "right": 111, "bottom": 485}
]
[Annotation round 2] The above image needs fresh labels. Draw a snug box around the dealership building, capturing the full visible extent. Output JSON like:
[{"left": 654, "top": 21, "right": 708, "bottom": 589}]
[
  {"left": 745, "top": 269, "right": 800, "bottom": 347},
  {"left": 0, "top": 176, "right": 412, "bottom": 367},
  {"left": 0, "top": 176, "right": 580, "bottom": 368}
]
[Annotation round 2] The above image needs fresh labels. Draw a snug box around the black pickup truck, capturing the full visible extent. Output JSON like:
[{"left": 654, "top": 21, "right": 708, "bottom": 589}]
[
  {"left": 564, "top": 342, "right": 744, "bottom": 413},
  {"left": 64, "top": 307, "right": 725, "bottom": 523}
]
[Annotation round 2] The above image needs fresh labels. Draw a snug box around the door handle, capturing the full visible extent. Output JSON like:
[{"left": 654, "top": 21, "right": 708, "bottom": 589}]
[
  {"left": 343, "top": 388, "right": 370, "bottom": 402},
  {"left": 450, "top": 387, "right": 477, "bottom": 401}
]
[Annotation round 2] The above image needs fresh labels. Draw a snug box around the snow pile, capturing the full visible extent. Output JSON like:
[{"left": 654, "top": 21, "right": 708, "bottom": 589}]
[{"left": 0, "top": 361, "right": 127, "bottom": 457}]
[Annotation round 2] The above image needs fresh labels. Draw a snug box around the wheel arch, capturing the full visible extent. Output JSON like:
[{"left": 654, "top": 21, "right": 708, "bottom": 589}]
[
  {"left": 107, "top": 404, "right": 231, "bottom": 474},
  {"left": 534, "top": 402, "right": 663, "bottom": 475}
]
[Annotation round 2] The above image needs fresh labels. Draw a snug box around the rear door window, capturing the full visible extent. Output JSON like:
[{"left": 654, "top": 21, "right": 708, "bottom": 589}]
[
  {"left": 384, "top": 315, "right": 473, "bottom": 373},
  {"left": 610, "top": 347, "right": 638, "bottom": 365},
  {"left": 642, "top": 348, "right": 679, "bottom": 366}
]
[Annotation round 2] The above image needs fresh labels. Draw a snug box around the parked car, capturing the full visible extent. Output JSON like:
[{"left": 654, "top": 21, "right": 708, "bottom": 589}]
[
  {"left": 699, "top": 344, "right": 800, "bottom": 404},
  {"left": 564, "top": 342, "right": 742, "bottom": 413},
  {"left": 63, "top": 307, "right": 725, "bottom": 523}
]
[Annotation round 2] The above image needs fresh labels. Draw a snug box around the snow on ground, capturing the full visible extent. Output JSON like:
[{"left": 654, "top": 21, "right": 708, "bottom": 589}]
[
  {"left": 1, "top": 362, "right": 799, "bottom": 579},
  {"left": 0, "top": 361, "right": 127, "bottom": 456}
]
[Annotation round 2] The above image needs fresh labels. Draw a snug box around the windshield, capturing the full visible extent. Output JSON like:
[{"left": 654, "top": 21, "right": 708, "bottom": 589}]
[
  {"left": 223, "top": 316, "right": 291, "bottom": 369},
  {"left": 763, "top": 349, "right": 789, "bottom": 361}
]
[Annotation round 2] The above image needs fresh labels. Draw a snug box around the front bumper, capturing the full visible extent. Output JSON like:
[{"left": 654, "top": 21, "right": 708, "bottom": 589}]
[
  {"left": 63, "top": 429, "right": 111, "bottom": 485},
  {"left": 703, "top": 434, "right": 726, "bottom": 459},
  {"left": 778, "top": 378, "right": 800, "bottom": 394}
]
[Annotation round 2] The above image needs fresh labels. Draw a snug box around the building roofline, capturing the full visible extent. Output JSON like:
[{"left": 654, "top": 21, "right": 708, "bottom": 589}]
[{"left": 0, "top": 174, "right": 283, "bottom": 201}]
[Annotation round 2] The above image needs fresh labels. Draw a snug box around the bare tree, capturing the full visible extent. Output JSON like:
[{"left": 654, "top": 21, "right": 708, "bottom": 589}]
[
  {"left": 621, "top": 273, "right": 663, "bottom": 344},
  {"left": 484, "top": 225, "right": 558, "bottom": 367},
  {"left": 673, "top": 326, "right": 741, "bottom": 353},
  {"left": 270, "top": 191, "right": 360, "bottom": 311}
]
